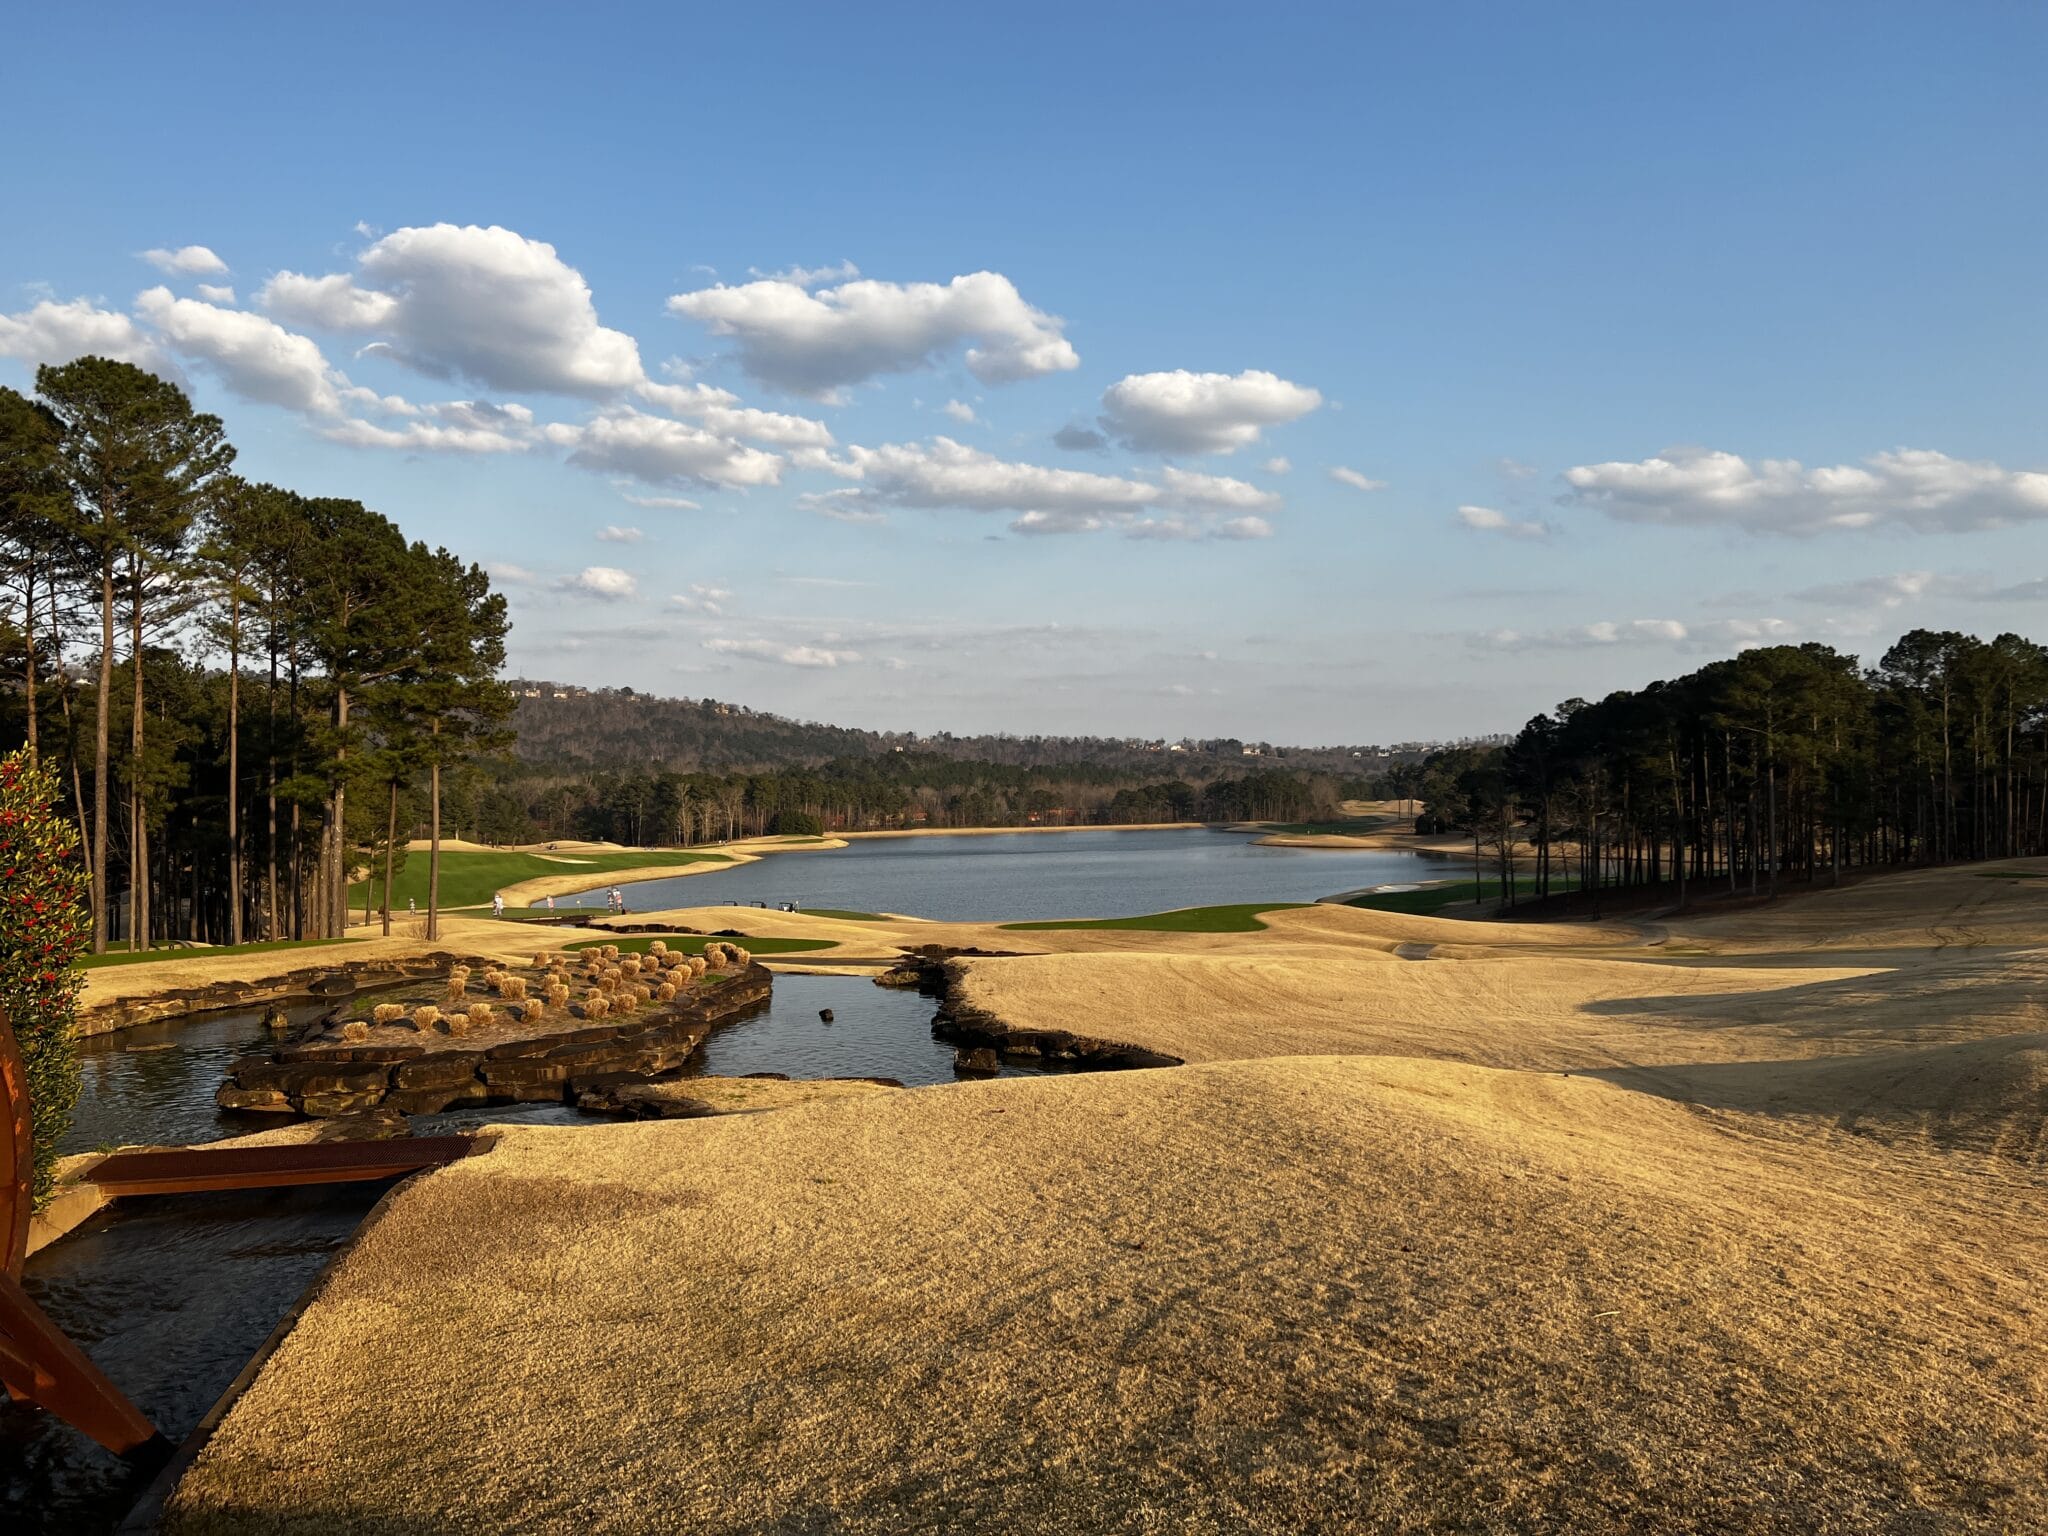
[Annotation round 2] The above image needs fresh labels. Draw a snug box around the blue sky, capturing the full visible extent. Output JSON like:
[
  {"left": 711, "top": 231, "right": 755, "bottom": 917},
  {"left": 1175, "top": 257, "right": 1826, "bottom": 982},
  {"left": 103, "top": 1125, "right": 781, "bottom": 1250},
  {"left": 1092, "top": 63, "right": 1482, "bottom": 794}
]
[{"left": 4, "top": 3, "right": 2043, "bottom": 742}]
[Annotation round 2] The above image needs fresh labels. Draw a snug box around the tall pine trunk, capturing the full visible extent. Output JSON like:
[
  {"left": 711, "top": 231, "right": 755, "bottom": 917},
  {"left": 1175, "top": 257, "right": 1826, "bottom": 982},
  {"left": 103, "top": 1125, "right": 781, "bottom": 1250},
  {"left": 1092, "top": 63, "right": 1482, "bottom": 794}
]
[{"left": 228, "top": 593, "right": 243, "bottom": 945}]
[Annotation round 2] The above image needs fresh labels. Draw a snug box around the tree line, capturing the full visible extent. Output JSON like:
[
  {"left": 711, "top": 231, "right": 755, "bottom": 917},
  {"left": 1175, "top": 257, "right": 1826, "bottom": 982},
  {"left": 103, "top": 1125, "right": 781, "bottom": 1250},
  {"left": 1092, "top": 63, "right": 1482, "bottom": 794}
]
[
  {"left": 463, "top": 756, "right": 1367, "bottom": 845},
  {"left": 1384, "top": 632, "right": 2048, "bottom": 911},
  {"left": 0, "top": 357, "right": 511, "bottom": 951}
]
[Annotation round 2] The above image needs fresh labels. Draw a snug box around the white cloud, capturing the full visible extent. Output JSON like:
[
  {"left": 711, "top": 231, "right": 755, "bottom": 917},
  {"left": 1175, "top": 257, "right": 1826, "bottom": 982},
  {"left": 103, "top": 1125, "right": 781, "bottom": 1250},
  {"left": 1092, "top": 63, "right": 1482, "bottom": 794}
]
[
  {"left": 941, "top": 398, "right": 977, "bottom": 424},
  {"left": 1455, "top": 504, "right": 1550, "bottom": 540},
  {"left": 0, "top": 297, "right": 173, "bottom": 373},
  {"left": 746, "top": 260, "right": 860, "bottom": 288},
  {"left": 561, "top": 566, "right": 638, "bottom": 600},
  {"left": 1099, "top": 369, "right": 1322, "bottom": 454},
  {"left": 135, "top": 286, "right": 344, "bottom": 415},
  {"left": 667, "top": 270, "right": 1078, "bottom": 397},
  {"left": 1472, "top": 616, "right": 1804, "bottom": 652},
  {"left": 705, "top": 637, "right": 861, "bottom": 668},
  {"left": 258, "top": 271, "right": 399, "bottom": 331},
  {"left": 619, "top": 491, "right": 703, "bottom": 511},
  {"left": 1263, "top": 456, "right": 1292, "bottom": 475},
  {"left": 1562, "top": 446, "right": 2048, "bottom": 533},
  {"left": 316, "top": 415, "right": 532, "bottom": 454},
  {"left": 195, "top": 283, "right": 236, "bottom": 305},
  {"left": 670, "top": 583, "right": 733, "bottom": 614},
  {"left": 141, "top": 245, "right": 228, "bottom": 276},
  {"left": 637, "top": 379, "right": 834, "bottom": 448},
  {"left": 1329, "top": 465, "right": 1387, "bottom": 493},
  {"left": 596, "top": 525, "right": 643, "bottom": 543},
  {"left": 262, "top": 224, "right": 643, "bottom": 396},
  {"left": 1789, "top": 571, "right": 1941, "bottom": 608},
  {"left": 544, "top": 409, "right": 783, "bottom": 489},
  {"left": 488, "top": 561, "right": 539, "bottom": 585},
  {"left": 820, "top": 438, "right": 1278, "bottom": 540}
]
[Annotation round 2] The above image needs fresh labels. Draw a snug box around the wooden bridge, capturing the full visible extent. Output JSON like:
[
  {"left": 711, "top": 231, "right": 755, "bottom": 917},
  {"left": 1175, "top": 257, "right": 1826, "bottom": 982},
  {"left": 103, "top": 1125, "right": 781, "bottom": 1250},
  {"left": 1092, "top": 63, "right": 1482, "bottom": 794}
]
[{"left": 2, "top": 1004, "right": 484, "bottom": 1457}]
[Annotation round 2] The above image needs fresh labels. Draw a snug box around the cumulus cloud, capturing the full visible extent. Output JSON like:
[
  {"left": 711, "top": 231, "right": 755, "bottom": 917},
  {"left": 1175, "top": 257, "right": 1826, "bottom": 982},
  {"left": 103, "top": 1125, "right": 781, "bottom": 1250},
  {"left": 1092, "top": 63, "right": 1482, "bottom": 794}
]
[
  {"left": 195, "top": 284, "right": 236, "bottom": 305},
  {"left": 1098, "top": 369, "right": 1322, "bottom": 454},
  {"left": 1263, "top": 456, "right": 1292, "bottom": 475},
  {"left": 704, "top": 637, "right": 860, "bottom": 667},
  {"left": 561, "top": 566, "right": 638, "bottom": 600},
  {"left": 141, "top": 245, "right": 228, "bottom": 276},
  {"left": 636, "top": 379, "right": 834, "bottom": 447},
  {"left": 135, "top": 286, "right": 345, "bottom": 415},
  {"left": 666, "top": 270, "right": 1078, "bottom": 397},
  {"left": 1561, "top": 446, "right": 2048, "bottom": 533},
  {"left": 595, "top": 525, "right": 643, "bottom": 543},
  {"left": 261, "top": 223, "right": 643, "bottom": 396},
  {"left": 941, "top": 398, "right": 976, "bottom": 424},
  {"left": 1455, "top": 504, "right": 1550, "bottom": 540},
  {"left": 0, "top": 297, "right": 173, "bottom": 373},
  {"left": 487, "top": 561, "right": 539, "bottom": 585},
  {"left": 1329, "top": 465, "right": 1387, "bottom": 493},
  {"left": 1052, "top": 423, "right": 1108, "bottom": 452},
  {"left": 818, "top": 438, "right": 1278, "bottom": 540},
  {"left": 544, "top": 409, "right": 783, "bottom": 489}
]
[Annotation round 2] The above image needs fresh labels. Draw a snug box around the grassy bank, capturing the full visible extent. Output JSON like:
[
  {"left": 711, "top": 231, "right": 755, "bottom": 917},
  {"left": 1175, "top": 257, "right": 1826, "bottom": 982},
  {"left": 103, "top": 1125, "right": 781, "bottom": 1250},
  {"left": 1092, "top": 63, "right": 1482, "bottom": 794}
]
[
  {"left": 79, "top": 936, "right": 364, "bottom": 971},
  {"left": 349, "top": 848, "right": 730, "bottom": 911},
  {"left": 1002, "top": 903, "right": 1307, "bottom": 933}
]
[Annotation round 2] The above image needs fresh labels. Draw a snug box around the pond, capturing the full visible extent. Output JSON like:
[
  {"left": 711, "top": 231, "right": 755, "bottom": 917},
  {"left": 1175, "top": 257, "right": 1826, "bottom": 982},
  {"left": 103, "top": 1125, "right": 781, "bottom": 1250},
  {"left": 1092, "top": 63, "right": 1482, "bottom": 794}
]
[{"left": 573, "top": 826, "right": 1438, "bottom": 920}]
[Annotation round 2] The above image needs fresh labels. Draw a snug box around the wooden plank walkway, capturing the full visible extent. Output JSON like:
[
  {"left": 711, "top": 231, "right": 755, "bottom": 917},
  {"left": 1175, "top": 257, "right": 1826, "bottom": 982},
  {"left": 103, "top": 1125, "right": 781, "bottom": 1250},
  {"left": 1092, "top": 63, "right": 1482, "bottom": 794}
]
[{"left": 84, "top": 1136, "right": 482, "bottom": 1197}]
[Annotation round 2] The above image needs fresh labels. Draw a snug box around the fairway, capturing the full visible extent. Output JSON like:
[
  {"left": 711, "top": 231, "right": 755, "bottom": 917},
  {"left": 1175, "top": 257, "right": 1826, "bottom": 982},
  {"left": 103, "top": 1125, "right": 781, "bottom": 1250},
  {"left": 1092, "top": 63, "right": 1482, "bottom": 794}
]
[
  {"left": 348, "top": 848, "right": 729, "bottom": 911},
  {"left": 1002, "top": 903, "right": 1307, "bottom": 933}
]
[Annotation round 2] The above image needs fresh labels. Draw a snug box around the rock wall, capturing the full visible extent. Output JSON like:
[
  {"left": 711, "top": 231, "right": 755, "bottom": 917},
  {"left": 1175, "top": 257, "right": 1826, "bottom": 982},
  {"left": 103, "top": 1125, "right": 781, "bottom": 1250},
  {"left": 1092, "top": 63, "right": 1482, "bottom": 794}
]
[
  {"left": 80, "top": 952, "right": 504, "bottom": 1037},
  {"left": 216, "top": 964, "right": 775, "bottom": 1118}
]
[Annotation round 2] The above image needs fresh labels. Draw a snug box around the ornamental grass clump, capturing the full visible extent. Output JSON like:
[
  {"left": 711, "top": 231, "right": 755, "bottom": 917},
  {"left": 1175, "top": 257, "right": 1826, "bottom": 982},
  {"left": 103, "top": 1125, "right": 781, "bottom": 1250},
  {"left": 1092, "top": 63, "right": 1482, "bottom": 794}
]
[
  {"left": 655, "top": 981, "right": 676, "bottom": 1001},
  {"left": 468, "top": 1001, "right": 494, "bottom": 1026},
  {"left": 619, "top": 955, "right": 642, "bottom": 977},
  {"left": 340, "top": 1021, "right": 369, "bottom": 1042},
  {"left": 372, "top": 1003, "right": 407, "bottom": 1026},
  {"left": 518, "top": 999, "right": 546, "bottom": 1024},
  {"left": 648, "top": 940, "right": 668, "bottom": 957},
  {"left": 411, "top": 1005, "right": 442, "bottom": 1033},
  {"left": 546, "top": 983, "right": 571, "bottom": 1008},
  {"left": 445, "top": 1012, "right": 471, "bottom": 1036},
  {"left": 687, "top": 955, "right": 708, "bottom": 978},
  {"left": 497, "top": 975, "right": 529, "bottom": 1001},
  {"left": 581, "top": 993, "right": 610, "bottom": 1020}
]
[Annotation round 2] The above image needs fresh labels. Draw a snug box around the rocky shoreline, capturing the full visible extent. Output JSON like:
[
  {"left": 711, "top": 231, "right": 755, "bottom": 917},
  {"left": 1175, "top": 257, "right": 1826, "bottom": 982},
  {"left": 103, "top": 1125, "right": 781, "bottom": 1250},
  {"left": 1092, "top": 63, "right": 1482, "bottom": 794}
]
[
  {"left": 896, "top": 953, "right": 1184, "bottom": 1073},
  {"left": 216, "top": 962, "right": 775, "bottom": 1118}
]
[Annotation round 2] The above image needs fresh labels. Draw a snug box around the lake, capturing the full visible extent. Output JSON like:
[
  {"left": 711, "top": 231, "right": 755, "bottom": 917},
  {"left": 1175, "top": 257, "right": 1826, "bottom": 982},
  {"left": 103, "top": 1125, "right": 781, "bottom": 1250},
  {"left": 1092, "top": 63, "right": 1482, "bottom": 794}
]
[{"left": 566, "top": 827, "right": 1441, "bottom": 921}]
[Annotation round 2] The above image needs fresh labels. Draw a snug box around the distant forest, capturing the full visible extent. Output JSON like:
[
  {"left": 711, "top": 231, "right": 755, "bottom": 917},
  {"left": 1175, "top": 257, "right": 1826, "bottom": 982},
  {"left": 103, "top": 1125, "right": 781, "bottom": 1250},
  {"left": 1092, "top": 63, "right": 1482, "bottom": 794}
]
[{"left": 482, "top": 684, "right": 1406, "bottom": 842}]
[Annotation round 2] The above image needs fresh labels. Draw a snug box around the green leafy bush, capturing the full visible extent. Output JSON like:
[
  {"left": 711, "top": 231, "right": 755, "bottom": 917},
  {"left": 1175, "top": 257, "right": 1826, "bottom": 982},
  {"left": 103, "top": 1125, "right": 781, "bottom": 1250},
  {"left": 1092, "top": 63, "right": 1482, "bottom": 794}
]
[
  {"left": 771, "top": 810, "right": 825, "bottom": 837},
  {"left": 0, "top": 750, "right": 89, "bottom": 1210}
]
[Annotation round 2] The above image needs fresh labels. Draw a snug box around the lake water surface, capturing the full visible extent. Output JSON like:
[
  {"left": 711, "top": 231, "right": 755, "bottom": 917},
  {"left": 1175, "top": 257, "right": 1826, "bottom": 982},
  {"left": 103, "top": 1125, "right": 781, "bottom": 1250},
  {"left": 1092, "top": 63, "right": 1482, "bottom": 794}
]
[{"left": 575, "top": 827, "right": 1437, "bottom": 920}]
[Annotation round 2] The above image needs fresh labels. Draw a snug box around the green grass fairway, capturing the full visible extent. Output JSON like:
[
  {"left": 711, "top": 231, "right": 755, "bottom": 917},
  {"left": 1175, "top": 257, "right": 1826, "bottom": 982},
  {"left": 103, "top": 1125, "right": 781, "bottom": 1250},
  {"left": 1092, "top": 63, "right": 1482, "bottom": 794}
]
[
  {"left": 563, "top": 933, "right": 838, "bottom": 957},
  {"left": 800, "top": 908, "right": 889, "bottom": 922},
  {"left": 1345, "top": 876, "right": 1570, "bottom": 915},
  {"left": 79, "top": 937, "right": 364, "bottom": 971},
  {"left": 349, "top": 848, "right": 730, "bottom": 911},
  {"left": 1001, "top": 903, "right": 1307, "bottom": 933},
  {"left": 1262, "top": 817, "right": 1397, "bottom": 836}
]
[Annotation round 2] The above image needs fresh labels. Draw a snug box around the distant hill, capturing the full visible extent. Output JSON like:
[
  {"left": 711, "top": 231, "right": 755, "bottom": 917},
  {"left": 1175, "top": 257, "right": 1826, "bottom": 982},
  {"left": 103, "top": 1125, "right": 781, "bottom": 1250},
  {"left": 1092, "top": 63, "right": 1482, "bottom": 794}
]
[{"left": 507, "top": 680, "right": 1457, "bottom": 775}]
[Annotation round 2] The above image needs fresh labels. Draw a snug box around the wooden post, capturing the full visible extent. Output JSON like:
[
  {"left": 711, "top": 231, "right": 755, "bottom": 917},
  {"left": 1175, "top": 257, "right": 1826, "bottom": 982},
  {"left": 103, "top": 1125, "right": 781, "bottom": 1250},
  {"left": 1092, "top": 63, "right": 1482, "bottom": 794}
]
[{"left": 0, "top": 1004, "right": 163, "bottom": 1456}]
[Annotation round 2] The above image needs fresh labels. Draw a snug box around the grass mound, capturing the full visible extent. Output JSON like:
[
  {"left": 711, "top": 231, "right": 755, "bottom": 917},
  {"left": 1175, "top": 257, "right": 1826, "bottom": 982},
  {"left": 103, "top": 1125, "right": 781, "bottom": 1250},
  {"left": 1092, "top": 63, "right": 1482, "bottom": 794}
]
[
  {"left": 348, "top": 848, "right": 730, "bottom": 910},
  {"left": 564, "top": 933, "right": 836, "bottom": 957}
]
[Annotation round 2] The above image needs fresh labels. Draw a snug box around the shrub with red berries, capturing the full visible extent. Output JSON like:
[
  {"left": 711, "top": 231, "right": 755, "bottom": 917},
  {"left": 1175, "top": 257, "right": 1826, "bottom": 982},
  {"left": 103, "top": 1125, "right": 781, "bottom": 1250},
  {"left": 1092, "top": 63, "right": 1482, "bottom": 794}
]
[{"left": 0, "top": 750, "right": 88, "bottom": 1210}]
